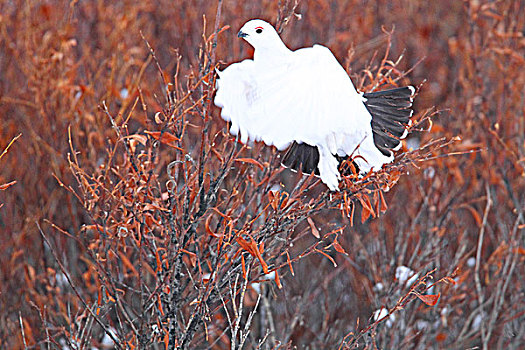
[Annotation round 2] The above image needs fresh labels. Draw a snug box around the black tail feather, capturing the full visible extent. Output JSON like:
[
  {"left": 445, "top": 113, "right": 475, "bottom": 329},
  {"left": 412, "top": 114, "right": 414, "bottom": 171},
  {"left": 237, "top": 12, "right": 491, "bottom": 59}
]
[
  {"left": 281, "top": 142, "right": 320, "bottom": 175},
  {"left": 281, "top": 142, "right": 359, "bottom": 177},
  {"left": 363, "top": 86, "right": 414, "bottom": 99},
  {"left": 364, "top": 86, "right": 415, "bottom": 156}
]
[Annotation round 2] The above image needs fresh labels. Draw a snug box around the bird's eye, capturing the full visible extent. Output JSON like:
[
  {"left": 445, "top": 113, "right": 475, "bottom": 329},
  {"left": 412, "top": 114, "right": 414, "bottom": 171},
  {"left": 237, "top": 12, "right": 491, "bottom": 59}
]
[{"left": 255, "top": 28, "right": 263, "bottom": 34}]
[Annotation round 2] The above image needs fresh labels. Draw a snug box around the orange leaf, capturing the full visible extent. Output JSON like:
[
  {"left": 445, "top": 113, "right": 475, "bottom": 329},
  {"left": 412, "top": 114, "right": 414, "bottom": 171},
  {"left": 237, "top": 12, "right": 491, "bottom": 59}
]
[
  {"left": 514, "top": 247, "right": 525, "bottom": 255},
  {"left": 373, "top": 191, "right": 381, "bottom": 214},
  {"left": 316, "top": 249, "right": 337, "bottom": 267},
  {"left": 268, "top": 190, "right": 276, "bottom": 209},
  {"left": 364, "top": 195, "right": 376, "bottom": 217},
  {"left": 379, "top": 190, "right": 388, "bottom": 212},
  {"left": 417, "top": 293, "right": 440, "bottom": 306},
  {"left": 164, "top": 332, "right": 169, "bottom": 350},
  {"left": 236, "top": 236, "right": 255, "bottom": 255},
  {"left": 105, "top": 288, "right": 116, "bottom": 303},
  {"left": 254, "top": 246, "right": 269, "bottom": 274},
  {"left": 83, "top": 224, "right": 103, "bottom": 232},
  {"left": 332, "top": 240, "right": 347, "bottom": 255},
  {"left": 307, "top": 217, "right": 320, "bottom": 239},
  {"left": 361, "top": 204, "right": 371, "bottom": 223},
  {"left": 159, "top": 297, "right": 164, "bottom": 316},
  {"left": 441, "top": 276, "right": 457, "bottom": 285},
  {"left": 241, "top": 255, "right": 246, "bottom": 279},
  {"left": 279, "top": 194, "right": 289, "bottom": 209},
  {"left": 236, "top": 236, "right": 268, "bottom": 274},
  {"left": 436, "top": 333, "right": 447, "bottom": 342},
  {"left": 145, "top": 130, "right": 180, "bottom": 143},
  {"left": 359, "top": 194, "right": 376, "bottom": 223},
  {"left": 234, "top": 158, "right": 264, "bottom": 170},
  {"left": 0, "top": 180, "right": 16, "bottom": 190},
  {"left": 274, "top": 270, "right": 282, "bottom": 289},
  {"left": 145, "top": 131, "right": 183, "bottom": 150},
  {"left": 286, "top": 251, "right": 295, "bottom": 276}
]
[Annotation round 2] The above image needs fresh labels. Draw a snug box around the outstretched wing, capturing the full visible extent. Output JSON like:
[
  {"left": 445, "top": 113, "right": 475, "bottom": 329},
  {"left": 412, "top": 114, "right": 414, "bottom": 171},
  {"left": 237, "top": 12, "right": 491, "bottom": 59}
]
[{"left": 214, "top": 45, "right": 392, "bottom": 174}]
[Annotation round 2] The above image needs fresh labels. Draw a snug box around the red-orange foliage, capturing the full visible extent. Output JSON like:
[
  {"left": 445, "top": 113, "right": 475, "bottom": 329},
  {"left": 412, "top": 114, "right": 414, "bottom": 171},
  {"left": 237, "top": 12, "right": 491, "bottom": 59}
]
[{"left": 0, "top": 0, "right": 523, "bottom": 349}]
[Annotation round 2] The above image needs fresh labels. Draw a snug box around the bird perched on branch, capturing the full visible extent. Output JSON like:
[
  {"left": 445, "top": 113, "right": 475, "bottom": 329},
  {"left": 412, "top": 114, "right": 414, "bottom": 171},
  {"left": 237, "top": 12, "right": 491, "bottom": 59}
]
[{"left": 214, "top": 19, "right": 415, "bottom": 191}]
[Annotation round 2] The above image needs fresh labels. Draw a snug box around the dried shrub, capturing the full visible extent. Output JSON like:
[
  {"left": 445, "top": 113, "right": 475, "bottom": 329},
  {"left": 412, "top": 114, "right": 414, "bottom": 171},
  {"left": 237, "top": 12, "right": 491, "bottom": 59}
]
[{"left": 0, "top": 0, "right": 523, "bottom": 349}]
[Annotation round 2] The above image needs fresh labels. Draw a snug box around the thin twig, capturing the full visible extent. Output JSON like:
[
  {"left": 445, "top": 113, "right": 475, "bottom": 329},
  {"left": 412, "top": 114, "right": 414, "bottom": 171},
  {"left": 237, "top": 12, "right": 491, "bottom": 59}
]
[
  {"left": 19, "top": 312, "right": 28, "bottom": 350},
  {"left": 475, "top": 183, "right": 492, "bottom": 350}
]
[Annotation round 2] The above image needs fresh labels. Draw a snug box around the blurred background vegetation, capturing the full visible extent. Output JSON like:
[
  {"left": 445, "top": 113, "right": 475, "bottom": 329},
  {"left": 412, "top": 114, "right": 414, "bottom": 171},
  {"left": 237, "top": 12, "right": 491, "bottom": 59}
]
[{"left": 0, "top": 0, "right": 523, "bottom": 349}]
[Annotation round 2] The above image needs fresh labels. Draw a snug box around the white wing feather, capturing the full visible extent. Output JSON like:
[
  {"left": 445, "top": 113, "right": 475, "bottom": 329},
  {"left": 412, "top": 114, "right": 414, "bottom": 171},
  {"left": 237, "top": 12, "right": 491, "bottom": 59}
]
[{"left": 215, "top": 45, "right": 392, "bottom": 190}]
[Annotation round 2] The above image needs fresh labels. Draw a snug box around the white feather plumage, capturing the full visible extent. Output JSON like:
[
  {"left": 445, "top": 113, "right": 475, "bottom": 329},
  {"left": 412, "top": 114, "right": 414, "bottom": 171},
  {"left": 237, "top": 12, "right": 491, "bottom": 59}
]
[{"left": 214, "top": 19, "right": 393, "bottom": 191}]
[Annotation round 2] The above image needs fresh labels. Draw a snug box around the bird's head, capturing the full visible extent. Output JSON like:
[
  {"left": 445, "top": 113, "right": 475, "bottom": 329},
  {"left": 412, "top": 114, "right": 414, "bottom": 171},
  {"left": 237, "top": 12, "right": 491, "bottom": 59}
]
[{"left": 237, "top": 19, "right": 288, "bottom": 54}]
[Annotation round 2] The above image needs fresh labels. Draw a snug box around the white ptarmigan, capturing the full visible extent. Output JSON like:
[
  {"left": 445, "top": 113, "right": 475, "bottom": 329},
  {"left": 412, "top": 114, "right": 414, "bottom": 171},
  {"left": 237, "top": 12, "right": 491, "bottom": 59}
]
[{"left": 214, "top": 19, "right": 415, "bottom": 191}]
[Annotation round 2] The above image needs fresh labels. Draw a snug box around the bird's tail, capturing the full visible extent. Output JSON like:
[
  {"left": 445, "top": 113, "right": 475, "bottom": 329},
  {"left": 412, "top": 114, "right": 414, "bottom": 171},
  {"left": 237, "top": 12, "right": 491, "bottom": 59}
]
[
  {"left": 281, "top": 86, "right": 415, "bottom": 177},
  {"left": 363, "top": 86, "right": 415, "bottom": 157},
  {"left": 281, "top": 142, "right": 357, "bottom": 177},
  {"left": 281, "top": 142, "right": 320, "bottom": 176}
]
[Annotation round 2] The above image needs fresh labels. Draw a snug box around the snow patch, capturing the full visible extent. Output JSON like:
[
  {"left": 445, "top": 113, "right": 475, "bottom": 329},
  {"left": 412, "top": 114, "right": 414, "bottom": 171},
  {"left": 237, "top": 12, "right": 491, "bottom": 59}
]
[
  {"left": 396, "top": 265, "right": 419, "bottom": 286},
  {"left": 373, "top": 307, "right": 396, "bottom": 328}
]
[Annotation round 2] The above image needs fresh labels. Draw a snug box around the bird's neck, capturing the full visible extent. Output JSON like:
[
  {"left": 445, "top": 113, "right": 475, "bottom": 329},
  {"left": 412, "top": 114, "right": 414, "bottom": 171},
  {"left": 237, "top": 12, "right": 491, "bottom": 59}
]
[{"left": 254, "top": 41, "right": 292, "bottom": 65}]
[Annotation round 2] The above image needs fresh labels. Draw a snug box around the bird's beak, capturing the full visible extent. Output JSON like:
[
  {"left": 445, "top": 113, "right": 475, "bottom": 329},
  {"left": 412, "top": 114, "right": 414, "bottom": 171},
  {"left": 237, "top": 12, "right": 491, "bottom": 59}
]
[{"left": 237, "top": 30, "right": 248, "bottom": 38}]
